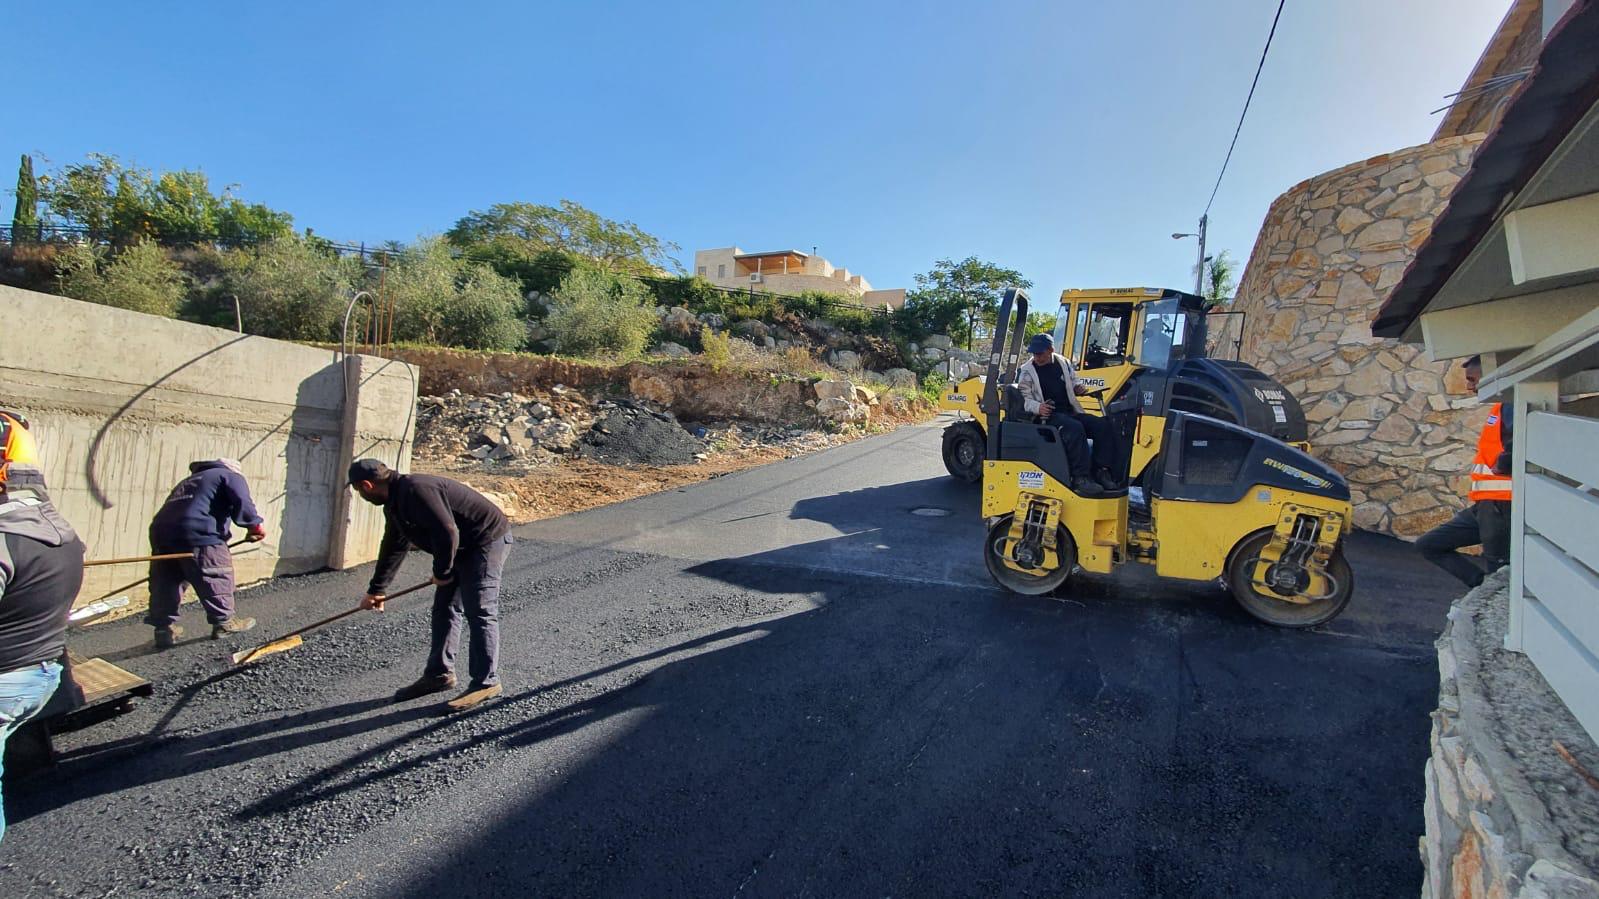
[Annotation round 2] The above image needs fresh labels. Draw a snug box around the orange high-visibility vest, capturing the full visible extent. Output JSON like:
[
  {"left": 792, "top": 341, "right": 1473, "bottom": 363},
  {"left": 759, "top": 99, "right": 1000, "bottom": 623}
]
[{"left": 1467, "top": 403, "right": 1512, "bottom": 502}]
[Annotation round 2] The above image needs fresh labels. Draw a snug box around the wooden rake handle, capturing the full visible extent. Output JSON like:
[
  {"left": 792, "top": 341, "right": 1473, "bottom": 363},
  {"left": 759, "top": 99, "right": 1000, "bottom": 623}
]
[
  {"left": 85, "top": 538, "right": 252, "bottom": 567},
  {"left": 276, "top": 579, "right": 434, "bottom": 643}
]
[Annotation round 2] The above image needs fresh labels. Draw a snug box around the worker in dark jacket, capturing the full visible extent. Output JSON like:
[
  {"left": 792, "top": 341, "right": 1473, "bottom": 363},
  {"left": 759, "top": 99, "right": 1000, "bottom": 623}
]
[
  {"left": 0, "top": 445, "right": 85, "bottom": 843},
  {"left": 146, "top": 459, "right": 266, "bottom": 648},
  {"left": 350, "top": 459, "right": 513, "bottom": 711}
]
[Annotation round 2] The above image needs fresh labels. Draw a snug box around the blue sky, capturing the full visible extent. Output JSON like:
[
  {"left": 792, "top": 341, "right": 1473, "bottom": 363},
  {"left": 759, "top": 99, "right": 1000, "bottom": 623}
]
[{"left": 8, "top": 1, "right": 1510, "bottom": 298}]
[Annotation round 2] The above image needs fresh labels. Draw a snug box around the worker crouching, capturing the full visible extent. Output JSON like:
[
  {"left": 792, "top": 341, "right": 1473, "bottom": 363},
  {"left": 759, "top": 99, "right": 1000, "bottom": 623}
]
[
  {"left": 146, "top": 459, "right": 266, "bottom": 648},
  {"left": 349, "top": 459, "right": 513, "bottom": 712}
]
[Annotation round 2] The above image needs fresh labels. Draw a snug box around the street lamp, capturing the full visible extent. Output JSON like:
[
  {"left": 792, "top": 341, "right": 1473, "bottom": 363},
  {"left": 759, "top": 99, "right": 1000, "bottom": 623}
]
[{"left": 1171, "top": 214, "right": 1208, "bottom": 297}]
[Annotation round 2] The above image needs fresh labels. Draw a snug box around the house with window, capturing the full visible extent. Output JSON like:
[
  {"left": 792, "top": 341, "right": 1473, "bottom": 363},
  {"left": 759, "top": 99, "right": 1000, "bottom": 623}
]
[{"left": 693, "top": 247, "right": 907, "bottom": 310}]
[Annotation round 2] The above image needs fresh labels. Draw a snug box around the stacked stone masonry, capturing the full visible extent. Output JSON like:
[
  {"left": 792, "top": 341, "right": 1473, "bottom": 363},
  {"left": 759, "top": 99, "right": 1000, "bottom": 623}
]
[
  {"left": 1423, "top": 571, "right": 1599, "bottom": 898},
  {"left": 1221, "top": 135, "right": 1491, "bottom": 538}
]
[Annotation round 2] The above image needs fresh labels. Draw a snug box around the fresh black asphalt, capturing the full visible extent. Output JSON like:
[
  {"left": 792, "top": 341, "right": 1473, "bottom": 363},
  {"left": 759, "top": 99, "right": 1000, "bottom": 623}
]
[{"left": 0, "top": 418, "right": 1459, "bottom": 896}]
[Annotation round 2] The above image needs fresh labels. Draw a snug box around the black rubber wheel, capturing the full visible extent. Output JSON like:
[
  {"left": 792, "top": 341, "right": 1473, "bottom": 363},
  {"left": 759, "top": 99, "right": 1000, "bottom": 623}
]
[
  {"left": 984, "top": 515, "right": 1075, "bottom": 595},
  {"left": 942, "top": 421, "right": 985, "bottom": 482},
  {"left": 1137, "top": 452, "right": 1163, "bottom": 497},
  {"left": 1225, "top": 529, "right": 1354, "bottom": 628}
]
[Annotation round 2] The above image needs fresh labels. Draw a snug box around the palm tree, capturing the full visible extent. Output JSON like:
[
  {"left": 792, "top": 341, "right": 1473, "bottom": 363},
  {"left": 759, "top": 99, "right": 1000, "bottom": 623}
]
[{"left": 1195, "top": 249, "right": 1237, "bottom": 307}]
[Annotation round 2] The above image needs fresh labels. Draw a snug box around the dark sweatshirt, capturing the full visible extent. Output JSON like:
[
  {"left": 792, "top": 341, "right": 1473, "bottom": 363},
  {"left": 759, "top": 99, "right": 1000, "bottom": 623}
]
[
  {"left": 0, "top": 491, "right": 86, "bottom": 673},
  {"left": 149, "top": 461, "right": 263, "bottom": 549},
  {"left": 368, "top": 474, "right": 510, "bottom": 594}
]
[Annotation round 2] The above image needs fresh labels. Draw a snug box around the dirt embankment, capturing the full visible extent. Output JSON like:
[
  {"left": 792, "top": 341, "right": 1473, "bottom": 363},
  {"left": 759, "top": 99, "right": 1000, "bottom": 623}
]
[
  {"left": 386, "top": 348, "right": 819, "bottom": 425},
  {"left": 397, "top": 348, "right": 935, "bottom": 523}
]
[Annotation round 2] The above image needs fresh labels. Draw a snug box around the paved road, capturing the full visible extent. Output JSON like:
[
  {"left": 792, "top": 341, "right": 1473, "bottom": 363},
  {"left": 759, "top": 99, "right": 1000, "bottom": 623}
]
[{"left": 0, "top": 418, "right": 1458, "bottom": 897}]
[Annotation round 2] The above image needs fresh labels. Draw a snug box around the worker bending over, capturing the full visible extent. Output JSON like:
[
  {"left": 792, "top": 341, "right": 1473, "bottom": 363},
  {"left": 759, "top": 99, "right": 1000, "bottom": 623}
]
[
  {"left": 146, "top": 459, "right": 267, "bottom": 649},
  {"left": 0, "top": 415, "right": 85, "bottom": 843},
  {"left": 1417, "top": 356, "right": 1511, "bottom": 588},
  {"left": 1016, "top": 333, "right": 1119, "bottom": 497},
  {"left": 351, "top": 459, "right": 513, "bottom": 712}
]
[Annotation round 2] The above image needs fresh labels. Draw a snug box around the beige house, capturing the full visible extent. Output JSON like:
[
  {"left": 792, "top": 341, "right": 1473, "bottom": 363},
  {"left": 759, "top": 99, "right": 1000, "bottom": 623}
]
[{"left": 693, "top": 247, "right": 907, "bottom": 310}]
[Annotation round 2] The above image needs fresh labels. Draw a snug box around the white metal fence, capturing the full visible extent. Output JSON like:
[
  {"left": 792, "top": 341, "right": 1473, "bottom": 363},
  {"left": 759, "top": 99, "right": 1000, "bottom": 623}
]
[{"left": 1512, "top": 407, "right": 1599, "bottom": 738}]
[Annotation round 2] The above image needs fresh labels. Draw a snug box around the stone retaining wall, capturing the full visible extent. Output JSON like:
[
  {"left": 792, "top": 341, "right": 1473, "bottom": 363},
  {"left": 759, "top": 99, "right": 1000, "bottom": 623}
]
[
  {"left": 1424, "top": 570, "right": 1599, "bottom": 898},
  {"left": 1219, "top": 135, "right": 1490, "bottom": 538}
]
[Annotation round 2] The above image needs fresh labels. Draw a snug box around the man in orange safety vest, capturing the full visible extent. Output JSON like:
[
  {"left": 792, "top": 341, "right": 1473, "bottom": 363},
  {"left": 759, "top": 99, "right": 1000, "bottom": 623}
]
[{"left": 1416, "top": 357, "right": 1512, "bottom": 588}]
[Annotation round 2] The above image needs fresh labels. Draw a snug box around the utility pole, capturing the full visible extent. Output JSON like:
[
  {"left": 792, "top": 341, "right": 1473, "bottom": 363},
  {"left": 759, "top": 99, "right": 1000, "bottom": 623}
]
[{"left": 1194, "top": 214, "right": 1208, "bottom": 297}]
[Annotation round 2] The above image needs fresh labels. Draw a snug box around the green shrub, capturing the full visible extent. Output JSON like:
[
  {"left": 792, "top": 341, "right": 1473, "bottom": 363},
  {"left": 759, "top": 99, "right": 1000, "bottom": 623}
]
[
  {"left": 56, "top": 238, "right": 185, "bottom": 317},
  {"left": 544, "top": 267, "right": 657, "bottom": 357},
  {"left": 918, "top": 370, "right": 949, "bottom": 403},
  {"left": 441, "top": 271, "right": 526, "bottom": 351},
  {"left": 221, "top": 236, "right": 359, "bottom": 341},
  {"left": 380, "top": 238, "right": 525, "bottom": 351},
  {"left": 701, "top": 329, "right": 733, "bottom": 372}
]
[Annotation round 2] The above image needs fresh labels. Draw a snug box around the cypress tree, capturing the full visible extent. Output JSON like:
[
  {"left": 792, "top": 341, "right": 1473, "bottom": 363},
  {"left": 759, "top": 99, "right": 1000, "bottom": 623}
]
[{"left": 12, "top": 154, "right": 39, "bottom": 241}]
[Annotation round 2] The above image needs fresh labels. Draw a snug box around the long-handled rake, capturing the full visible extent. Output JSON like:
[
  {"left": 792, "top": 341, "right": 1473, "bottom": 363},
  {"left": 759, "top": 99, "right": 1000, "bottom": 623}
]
[
  {"left": 231, "top": 579, "right": 432, "bottom": 666},
  {"left": 84, "top": 538, "right": 254, "bottom": 567}
]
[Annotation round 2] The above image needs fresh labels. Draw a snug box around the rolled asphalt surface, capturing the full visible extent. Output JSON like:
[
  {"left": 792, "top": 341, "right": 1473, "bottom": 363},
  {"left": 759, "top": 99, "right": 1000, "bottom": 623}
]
[{"left": 0, "top": 417, "right": 1460, "bottom": 897}]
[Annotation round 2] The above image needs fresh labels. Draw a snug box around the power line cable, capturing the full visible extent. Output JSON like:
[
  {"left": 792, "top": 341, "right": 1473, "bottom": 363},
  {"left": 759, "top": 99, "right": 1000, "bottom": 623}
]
[{"left": 1204, "top": 0, "right": 1288, "bottom": 216}]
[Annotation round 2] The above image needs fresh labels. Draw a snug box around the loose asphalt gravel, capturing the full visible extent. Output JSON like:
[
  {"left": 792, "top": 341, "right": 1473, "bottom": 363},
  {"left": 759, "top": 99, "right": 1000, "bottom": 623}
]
[{"left": 0, "top": 417, "right": 1459, "bottom": 897}]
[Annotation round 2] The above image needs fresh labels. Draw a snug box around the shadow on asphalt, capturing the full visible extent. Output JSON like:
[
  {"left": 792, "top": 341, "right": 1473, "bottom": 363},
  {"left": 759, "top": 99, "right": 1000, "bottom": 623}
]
[{"left": 241, "top": 521, "right": 1456, "bottom": 896}]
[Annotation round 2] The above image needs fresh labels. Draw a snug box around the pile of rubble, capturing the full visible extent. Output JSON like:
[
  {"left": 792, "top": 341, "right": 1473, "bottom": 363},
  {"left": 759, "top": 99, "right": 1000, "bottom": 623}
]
[{"left": 415, "top": 388, "right": 593, "bottom": 468}]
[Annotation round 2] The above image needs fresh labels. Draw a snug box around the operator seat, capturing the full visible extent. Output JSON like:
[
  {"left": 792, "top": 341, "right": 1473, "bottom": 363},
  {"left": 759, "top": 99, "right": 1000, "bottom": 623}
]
[{"left": 996, "top": 385, "right": 1076, "bottom": 489}]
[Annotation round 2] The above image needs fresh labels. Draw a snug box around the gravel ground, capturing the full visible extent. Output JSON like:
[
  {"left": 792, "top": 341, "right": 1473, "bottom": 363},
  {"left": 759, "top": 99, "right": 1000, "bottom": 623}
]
[{"left": 0, "top": 420, "right": 1462, "bottom": 897}]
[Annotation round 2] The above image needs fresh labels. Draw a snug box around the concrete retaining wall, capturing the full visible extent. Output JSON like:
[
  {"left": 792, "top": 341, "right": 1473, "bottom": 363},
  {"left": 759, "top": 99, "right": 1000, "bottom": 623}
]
[{"left": 0, "top": 285, "right": 417, "bottom": 608}]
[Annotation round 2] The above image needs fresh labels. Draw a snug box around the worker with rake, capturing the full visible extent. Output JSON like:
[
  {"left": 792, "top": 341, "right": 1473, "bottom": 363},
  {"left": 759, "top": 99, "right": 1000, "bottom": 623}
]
[
  {"left": 349, "top": 459, "right": 513, "bottom": 712},
  {"left": 146, "top": 459, "right": 267, "bottom": 649}
]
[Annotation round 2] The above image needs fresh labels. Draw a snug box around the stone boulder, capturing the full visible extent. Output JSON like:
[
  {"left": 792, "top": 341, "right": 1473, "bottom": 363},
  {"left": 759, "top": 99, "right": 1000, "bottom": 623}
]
[
  {"left": 924, "top": 334, "right": 954, "bottom": 351},
  {"left": 660, "top": 306, "right": 698, "bottom": 339},
  {"left": 652, "top": 342, "right": 693, "bottom": 358},
  {"left": 884, "top": 368, "right": 918, "bottom": 390},
  {"left": 697, "top": 312, "right": 727, "bottom": 330},
  {"left": 733, "top": 319, "right": 771, "bottom": 341},
  {"left": 829, "top": 349, "right": 863, "bottom": 371},
  {"left": 946, "top": 360, "right": 972, "bottom": 382},
  {"left": 814, "top": 380, "right": 856, "bottom": 402},
  {"left": 529, "top": 420, "right": 578, "bottom": 452},
  {"left": 816, "top": 396, "right": 870, "bottom": 424}
]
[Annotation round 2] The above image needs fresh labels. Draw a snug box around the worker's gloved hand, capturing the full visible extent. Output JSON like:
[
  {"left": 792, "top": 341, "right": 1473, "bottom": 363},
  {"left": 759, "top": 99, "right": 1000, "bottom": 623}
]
[
  {"left": 1494, "top": 450, "right": 1512, "bottom": 476},
  {"left": 360, "top": 593, "right": 386, "bottom": 612},
  {"left": 246, "top": 524, "right": 267, "bottom": 543}
]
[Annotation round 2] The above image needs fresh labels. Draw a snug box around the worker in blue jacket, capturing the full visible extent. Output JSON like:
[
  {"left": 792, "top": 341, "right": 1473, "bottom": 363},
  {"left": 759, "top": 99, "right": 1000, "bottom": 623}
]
[{"left": 146, "top": 459, "right": 266, "bottom": 648}]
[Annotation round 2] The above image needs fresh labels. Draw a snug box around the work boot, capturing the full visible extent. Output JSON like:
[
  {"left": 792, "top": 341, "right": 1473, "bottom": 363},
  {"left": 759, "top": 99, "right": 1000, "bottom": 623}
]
[
  {"left": 393, "top": 673, "right": 457, "bottom": 703},
  {"left": 1094, "top": 468, "right": 1122, "bottom": 492},
  {"left": 153, "top": 625, "right": 184, "bottom": 650},
  {"left": 211, "top": 617, "right": 256, "bottom": 639},
  {"left": 444, "top": 683, "right": 503, "bottom": 713},
  {"left": 1070, "top": 476, "right": 1105, "bottom": 498}
]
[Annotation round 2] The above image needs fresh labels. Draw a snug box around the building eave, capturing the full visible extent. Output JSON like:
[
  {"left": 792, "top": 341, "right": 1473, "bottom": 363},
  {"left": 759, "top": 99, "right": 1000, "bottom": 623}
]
[{"left": 1373, "top": 0, "right": 1599, "bottom": 342}]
